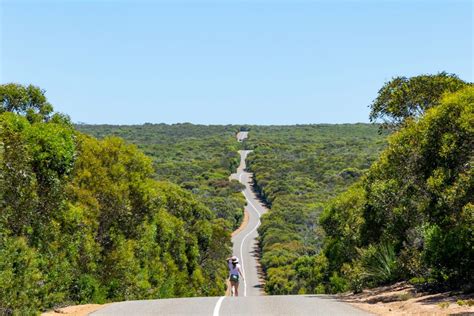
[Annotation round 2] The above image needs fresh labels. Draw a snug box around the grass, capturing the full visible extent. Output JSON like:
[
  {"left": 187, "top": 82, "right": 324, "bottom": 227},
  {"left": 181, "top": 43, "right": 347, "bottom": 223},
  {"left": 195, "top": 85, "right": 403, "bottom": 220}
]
[
  {"left": 457, "top": 299, "right": 474, "bottom": 307},
  {"left": 398, "top": 293, "right": 413, "bottom": 301}
]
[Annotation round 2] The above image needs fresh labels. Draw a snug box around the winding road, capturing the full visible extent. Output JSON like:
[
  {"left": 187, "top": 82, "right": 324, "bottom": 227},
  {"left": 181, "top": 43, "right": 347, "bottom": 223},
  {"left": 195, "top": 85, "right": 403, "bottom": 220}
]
[
  {"left": 92, "top": 132, "right": 370, "bottom": 315},
  {"left": 228, "top": 148, "right": 266, "bottom": 297}
]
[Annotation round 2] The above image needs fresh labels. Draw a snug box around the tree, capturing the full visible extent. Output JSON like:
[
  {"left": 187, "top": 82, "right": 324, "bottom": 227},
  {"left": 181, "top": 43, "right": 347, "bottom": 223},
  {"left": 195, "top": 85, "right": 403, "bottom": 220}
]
[
  {"left": 369, "top": 72, "right": 468, "bottom": 130},
  {"left": 1, "top": 89, "right": 238, "bottom": 312},
  {"left": 362, "top": 86, "right": 474, "bottom": 285},
  {"left": 0, "top": 83, "right": 54, "bottom": 122}
]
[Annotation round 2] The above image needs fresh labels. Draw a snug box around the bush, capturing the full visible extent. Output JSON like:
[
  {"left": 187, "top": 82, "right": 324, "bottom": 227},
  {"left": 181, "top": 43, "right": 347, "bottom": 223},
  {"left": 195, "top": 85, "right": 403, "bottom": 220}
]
[
  {"left": 73, "top": 274, "right": 106, "bottom": 304},
  {"left": 359, "top": 243, "right": 399, "bottom": 286},
  {"left": 0, "top": 94, "right": 235, "bottom": 313},
  {"left": 341, "top": 262, "right": 364, "bottom": 294},
  {"left": 423, "top": 217, "right": 474, "bottom": 286},
  {"left": 0, "top": 237, "right": 43, "bottom": 314},
  {"left": 329, "top": 272, "right": 349, "bottom": 293}
]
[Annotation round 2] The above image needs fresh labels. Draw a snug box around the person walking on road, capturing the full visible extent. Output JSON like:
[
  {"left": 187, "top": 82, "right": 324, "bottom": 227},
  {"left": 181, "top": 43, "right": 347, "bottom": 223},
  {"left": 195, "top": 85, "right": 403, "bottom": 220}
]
[{"left": 227, "top": 256, "right": 244, "bottom": 296}]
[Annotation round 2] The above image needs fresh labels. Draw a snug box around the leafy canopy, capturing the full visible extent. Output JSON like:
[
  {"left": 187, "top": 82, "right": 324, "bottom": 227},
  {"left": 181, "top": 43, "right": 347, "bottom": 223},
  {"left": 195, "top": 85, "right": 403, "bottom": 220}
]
[
  {"left": 0, "top": 83, "right": 235, "bottom": 314},
  {"left": 0, "top": 83, "right": 56, "bottom": 123},
  {"left": 369, "top": 72, "right": 468, "bottom": 130}
]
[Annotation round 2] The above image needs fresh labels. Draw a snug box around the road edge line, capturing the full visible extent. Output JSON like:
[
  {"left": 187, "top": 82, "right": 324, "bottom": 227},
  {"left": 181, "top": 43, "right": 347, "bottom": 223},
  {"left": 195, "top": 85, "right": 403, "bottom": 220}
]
[
  {"left": 213, "top": 296, "right": 225, "bottom": 316},
  {"left": 239, "top": 217, "right": 261, "bottom": 297}
]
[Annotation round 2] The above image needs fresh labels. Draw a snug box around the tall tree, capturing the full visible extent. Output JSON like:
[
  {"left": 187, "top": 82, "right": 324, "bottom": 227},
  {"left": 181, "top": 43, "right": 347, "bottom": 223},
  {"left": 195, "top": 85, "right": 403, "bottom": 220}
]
[
  {"left": 369, "top": 72, "right": 468, "bottom": 130},
  {"left": 0, "top": 83, "right": 54, "bottom": 122}
]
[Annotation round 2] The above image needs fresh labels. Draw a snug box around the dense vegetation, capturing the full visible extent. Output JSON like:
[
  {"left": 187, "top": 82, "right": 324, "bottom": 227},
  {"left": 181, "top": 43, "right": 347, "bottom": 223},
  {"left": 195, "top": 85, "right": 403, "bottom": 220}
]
[
  {"left": 243, "top": 124, "right": 388, "bottom": 294},
  {"left": 244, "top": 74, "right": 473, "bottom": 295},
  {"left": 1, "top": 72, "right": 470, "bottom": 315},
  {"left": 0, "top": 84, "right": 234, "bottom": 314},
  {"left": 320, "top": 84, "right": 473, "bottom": 293},
  {"left": 75, "top": 124, "right": 246, "bottom": 231}
]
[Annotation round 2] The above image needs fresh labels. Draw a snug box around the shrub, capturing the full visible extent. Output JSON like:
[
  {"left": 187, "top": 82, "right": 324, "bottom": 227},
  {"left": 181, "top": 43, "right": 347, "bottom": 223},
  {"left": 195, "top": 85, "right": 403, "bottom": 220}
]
[
  {"left": 73, "top": 274, "right": 106, "bottom": 304},
  {"left": 359, "top": 243, "right": 399, "bottom": 286},
  {"left": 0, "top": 237, "right": 43, "bottom": 314},
  {"left": 329, "top": 272, "right": 349, "bottom": 293},
  {"left": 341, "top": 262, "right": 364, "bottom": 294}
]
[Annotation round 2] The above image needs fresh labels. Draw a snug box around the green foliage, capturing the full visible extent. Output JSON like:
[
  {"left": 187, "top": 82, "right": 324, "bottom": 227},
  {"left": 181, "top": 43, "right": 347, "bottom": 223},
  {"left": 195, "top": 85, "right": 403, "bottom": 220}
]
[
  {"left": 244, "top": 124, "right": 387, "bottom": 294},
  {"left": 246, "top": 79, "right": 472, "bottom": 295},
  {"left": 408, "top": 276, "right": 437, "bottom": 290},
  {"left": 2, "top": 77, "right": 471, "bottom": 312},
  {"left": 0, "top": 121, "right": 233, "bottom": 312},
  {"left": 369, "top": 72, "right": 468, "bottom": 129},
  {"left": 0, "top": 83, "right": 55, "bottom": 123},
  {"left": 318, "top": 85, "right": 473, "bottom": 293},
  {"left": 264, "top": 253, "right": 330, "bottom": 295},
  {"left": 75, "top": 123, "right": 245, "bottom": 231},
  {"left": 0, "top": 86, "right": 236, "bottom": 313},
  {"left": 320, "top": 184, "right": 366, "bottom": 273},
  {"left": 0, "top": 236, "right": 43, "bottom": 315},
  {"left": 398, "top": 293, "right": 413, "bottom": 301},
  {"left": 0, "top": 112, "right": 76, "bottom": 243},
  {"left": 329, "top": 272, "right": 349, "bottom": 293},
  {"left": 341, "top": 262, "right": 364, "bottom": 293},
  {"left": 26, "top": 122, "right": 76, "bottom": 182},
  {"left": 457, "top": 299, "right": 474, "bottom": 307},
  {"left": 358, "top": 243, "right": 399, "bottom": 285},
  {"left": 363, "top": 86, "right": 473, "bottom": 283}
]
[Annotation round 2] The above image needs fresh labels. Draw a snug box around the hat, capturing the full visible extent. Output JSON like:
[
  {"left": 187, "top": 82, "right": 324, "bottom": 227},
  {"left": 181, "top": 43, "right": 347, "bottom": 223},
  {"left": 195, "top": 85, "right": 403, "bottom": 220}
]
[{"left": 231, "top": 256, "right": 239, "bottom": 263}]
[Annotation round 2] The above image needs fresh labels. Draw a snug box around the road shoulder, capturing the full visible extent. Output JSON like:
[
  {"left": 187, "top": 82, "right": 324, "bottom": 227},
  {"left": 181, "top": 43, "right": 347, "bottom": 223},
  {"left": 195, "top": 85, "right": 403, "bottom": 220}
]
[
  {"left": 42, "top": 304, "right": 108, "bottom": 316},
  {"left": 339, "top": 282, "right": 474, "bottom": 315}
]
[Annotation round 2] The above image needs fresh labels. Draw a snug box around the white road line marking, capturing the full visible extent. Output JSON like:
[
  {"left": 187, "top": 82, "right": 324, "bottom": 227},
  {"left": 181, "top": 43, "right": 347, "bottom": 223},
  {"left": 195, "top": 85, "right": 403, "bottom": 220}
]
[
  {"left": 234, "top": 150, "right": 264, "bottom": 298},
  {"left": 237, "top": 168, "right": 264, "bottom": 297},
  {"left": 238, "top": 162, "right": 262, "bottom": 217},
  {"left": 243, "top": 191, "right": 261, "bottom": 217},
  {"left": 213, "top": 296, "right": 225, "bottom": 316},
  {"left": 240, "top": 217, "right": 261, "bottom": 297}
]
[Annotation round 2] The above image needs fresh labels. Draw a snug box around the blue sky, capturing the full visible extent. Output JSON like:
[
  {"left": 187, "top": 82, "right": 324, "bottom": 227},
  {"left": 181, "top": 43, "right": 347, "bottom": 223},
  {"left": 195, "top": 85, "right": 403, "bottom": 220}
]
[{"left": 1, "top": 0, "right": 472, "bottom": 125}]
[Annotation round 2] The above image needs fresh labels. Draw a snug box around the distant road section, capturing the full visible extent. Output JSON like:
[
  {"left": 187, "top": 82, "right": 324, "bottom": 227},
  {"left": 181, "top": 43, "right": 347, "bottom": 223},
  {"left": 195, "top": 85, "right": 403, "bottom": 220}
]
[
  {"left": 236, "top": 131, "right": 249, "bottom": 142},
  {"left": 92, "top": 131, "right": 370, "bottom": 316}
]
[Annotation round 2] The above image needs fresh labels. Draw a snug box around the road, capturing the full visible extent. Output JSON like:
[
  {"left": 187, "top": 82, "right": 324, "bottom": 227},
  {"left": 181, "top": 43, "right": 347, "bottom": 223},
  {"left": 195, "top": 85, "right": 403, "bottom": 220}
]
[
  {"left": 92, "top": 295, "right": 369, "bottom": 316},
  {"left": 92, "top": 131, "right": 370, "bottom": 315},
  {"left": 236, "top": 131, "right": 248, "bottom": 142},
  {"left": 228, "top": 149, "right": 266, "bottom": 297}
]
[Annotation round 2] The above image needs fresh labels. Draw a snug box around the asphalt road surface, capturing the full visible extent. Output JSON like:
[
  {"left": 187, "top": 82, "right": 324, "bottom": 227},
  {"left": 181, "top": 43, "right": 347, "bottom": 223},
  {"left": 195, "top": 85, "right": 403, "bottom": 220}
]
[
  {"left": 92, "top": 295, "right": 369, "bottom": 316},
  {"left": 92, "top": 132, "right": 370, "bottom": 316},
  {"left": 236, "top": 131, "right": 248, "bottom": 142},
  {"left": 228, "top": 149, "right": 266, "bottom": 297}
]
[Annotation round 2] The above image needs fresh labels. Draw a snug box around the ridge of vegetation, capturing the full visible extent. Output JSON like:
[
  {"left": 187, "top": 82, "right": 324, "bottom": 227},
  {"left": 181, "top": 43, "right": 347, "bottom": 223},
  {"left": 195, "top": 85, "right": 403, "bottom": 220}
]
[
  {"left": 75, "top": 123, "right": 246, "bottom": 231},
  {"left": 243, "top": 124, "right": 387, "bottom": 294}
]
